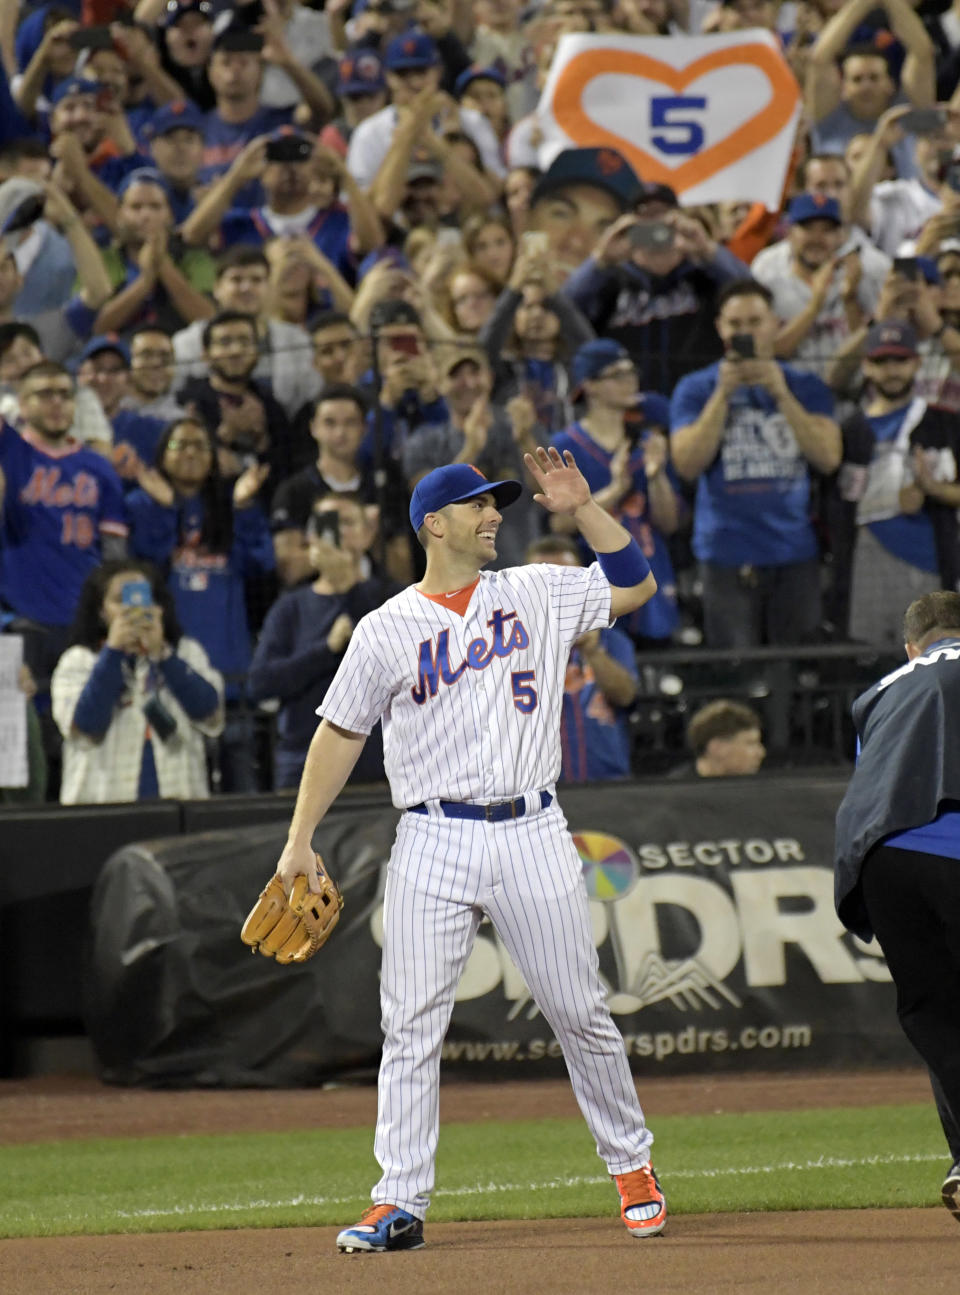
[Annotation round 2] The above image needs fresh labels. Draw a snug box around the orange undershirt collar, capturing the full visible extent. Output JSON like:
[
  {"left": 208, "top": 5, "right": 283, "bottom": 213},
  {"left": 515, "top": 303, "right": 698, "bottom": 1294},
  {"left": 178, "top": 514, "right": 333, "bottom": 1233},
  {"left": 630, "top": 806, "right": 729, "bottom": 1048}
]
[{"left": 415, "top": 576, "right": 480, "bottom": 617}]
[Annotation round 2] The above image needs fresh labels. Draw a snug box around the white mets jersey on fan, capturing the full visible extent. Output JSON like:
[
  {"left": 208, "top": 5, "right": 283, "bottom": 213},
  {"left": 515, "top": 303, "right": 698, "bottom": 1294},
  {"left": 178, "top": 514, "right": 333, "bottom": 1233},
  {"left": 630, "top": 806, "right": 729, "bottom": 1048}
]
[{"left": 317, "top": 562, "right": 613, "bottom": 806}]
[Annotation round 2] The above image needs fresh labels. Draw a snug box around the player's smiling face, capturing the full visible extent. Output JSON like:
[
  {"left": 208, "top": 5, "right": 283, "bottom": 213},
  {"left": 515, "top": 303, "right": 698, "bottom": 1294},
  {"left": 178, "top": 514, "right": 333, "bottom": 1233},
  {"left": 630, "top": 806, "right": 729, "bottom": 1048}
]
[{"left": 442, "top": 492, "right": 502, "bottom": 563}]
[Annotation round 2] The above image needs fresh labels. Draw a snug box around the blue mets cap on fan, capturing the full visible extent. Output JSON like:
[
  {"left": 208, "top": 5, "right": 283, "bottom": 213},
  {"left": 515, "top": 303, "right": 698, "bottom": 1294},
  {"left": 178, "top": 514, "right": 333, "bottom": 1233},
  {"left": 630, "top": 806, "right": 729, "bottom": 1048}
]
[{"left": 409, "top": 464, "right": 522, "bottom": 533}]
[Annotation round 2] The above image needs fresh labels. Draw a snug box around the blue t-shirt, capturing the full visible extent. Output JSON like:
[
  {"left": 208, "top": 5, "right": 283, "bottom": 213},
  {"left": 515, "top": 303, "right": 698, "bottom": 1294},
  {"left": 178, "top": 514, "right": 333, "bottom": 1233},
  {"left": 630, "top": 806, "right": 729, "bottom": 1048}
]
[
  {"left": 552, "top": 416, "right": 679, "bottom": 641},
  {"left": 126, "top": 489, "right": 275, "bottom": 691},
  {"left": 864, "top": 406, "right": 939, "bottom": 573},
  {"left": 670, "top": 362, "right": 834, "bottom": 566},
  {"left": 202, "top": 106, "right": 293, "bottom": 206},
  {"left": 560, "top": 626, "right": 637, "bottom": 782},
  {"left": 0, "top": 423, "right": 127, "bottom": 625},
  {"left": 220, "top": 204, "right": 354, "bottom": 278},
  {"left": 885, "top": 808, "right": 960, "bottom": 859}
]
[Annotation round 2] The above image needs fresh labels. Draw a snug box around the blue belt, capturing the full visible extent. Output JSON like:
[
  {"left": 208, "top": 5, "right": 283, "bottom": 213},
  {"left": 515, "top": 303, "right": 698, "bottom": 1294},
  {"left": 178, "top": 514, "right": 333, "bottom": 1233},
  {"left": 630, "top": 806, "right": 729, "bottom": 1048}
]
[{"left": 409, "top": 790, "right": 553, "bottom": 821}]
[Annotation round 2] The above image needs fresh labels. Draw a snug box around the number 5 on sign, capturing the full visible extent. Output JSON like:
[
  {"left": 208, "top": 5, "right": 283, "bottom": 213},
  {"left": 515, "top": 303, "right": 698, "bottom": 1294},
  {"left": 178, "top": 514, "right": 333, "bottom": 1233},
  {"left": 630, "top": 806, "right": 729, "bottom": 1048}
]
[
  {"left": 650, "top": 96, "right": 706, "bottom": 155},
  {"left": 537, "top": 31, "right": 801, "bottom": 209}
]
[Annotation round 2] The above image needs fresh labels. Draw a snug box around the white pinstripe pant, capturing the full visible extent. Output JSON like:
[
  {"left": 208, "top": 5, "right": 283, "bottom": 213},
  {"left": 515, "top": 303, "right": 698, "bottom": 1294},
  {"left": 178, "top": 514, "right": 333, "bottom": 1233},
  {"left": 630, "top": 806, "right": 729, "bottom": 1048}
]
[{"left": 373, "top": 803, "right": 653, "bottom": 1218}]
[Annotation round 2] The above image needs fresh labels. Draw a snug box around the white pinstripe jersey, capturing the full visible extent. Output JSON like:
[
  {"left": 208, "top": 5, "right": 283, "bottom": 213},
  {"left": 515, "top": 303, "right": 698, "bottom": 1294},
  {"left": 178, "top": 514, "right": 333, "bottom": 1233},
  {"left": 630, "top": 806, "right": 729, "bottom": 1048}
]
[{"left": 318, "top": 562, "right": 613, "bottom": 806}]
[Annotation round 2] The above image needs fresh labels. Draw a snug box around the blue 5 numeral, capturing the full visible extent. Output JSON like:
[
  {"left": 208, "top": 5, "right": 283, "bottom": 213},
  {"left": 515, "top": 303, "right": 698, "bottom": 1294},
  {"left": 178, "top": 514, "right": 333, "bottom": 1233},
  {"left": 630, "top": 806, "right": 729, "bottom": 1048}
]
[
  {"left": 650, "top": 95, "right": 706, "bottom": 156},
  {"left": 511, "top": 670, "right": 538, "bottom": 713}
]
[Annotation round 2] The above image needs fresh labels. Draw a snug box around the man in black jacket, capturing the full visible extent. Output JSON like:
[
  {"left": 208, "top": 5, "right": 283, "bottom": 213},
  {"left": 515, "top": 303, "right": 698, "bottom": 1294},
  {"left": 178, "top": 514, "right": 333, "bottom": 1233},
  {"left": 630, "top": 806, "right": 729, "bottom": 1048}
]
[
  {"left": 835, "top": 590, "right": 960, "bottom": 1222},
  {"left": 562, "top": 181, "right": 749, "bottom": 395}
]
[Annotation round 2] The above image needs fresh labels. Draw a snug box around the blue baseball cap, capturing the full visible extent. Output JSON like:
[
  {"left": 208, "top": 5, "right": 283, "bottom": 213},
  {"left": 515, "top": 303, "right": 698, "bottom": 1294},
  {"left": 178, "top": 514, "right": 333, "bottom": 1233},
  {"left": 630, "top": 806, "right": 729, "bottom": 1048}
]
[
  {"left": 50, "top": 76, "right": 105, "bottom": 106},
  {"left": 384, "top": 29, "right": 439, "bottom": 72},
  {"left": 338, "top": 48, "right": 386, "bottom": 96},
  {"left": 146, "top": 99, "right": 205, "bottom": 139},
  {"left": 116, "top": 167, "right": 175, "bottom": 204},
  {"left": 787, "top": 193, "right": 842, "bottom": 225},
  {"left": 454, "top": 64, "right": 507, "bottom": 99},
  {"left": 79, "top": 335, "right": 131, "bottom": 366},
  {"left": 409, "top": 464, "right": 522, "bottom": 533},
  {"left": 864, "top": 319, "right": 918, "bottom": 359},
  {"left": 571, "top": 339, "right": 633, "bottom": 388},
  {"left": 531, "top": 147, "right": 640, "bottom": 212}
]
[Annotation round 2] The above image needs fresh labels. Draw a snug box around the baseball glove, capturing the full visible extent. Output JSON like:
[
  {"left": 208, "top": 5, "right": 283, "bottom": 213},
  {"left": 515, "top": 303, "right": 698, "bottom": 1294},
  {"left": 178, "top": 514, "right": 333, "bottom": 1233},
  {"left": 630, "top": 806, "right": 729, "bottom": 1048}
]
[{"left": 240, "top": 858, "right": 343, "bottom": 964}]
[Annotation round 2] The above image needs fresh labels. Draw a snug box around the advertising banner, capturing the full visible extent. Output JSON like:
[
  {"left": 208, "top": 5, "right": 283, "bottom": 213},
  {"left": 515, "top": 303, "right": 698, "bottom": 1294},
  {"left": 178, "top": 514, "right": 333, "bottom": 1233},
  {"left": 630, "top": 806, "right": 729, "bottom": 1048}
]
[
  {"left": 86, "top": 777, "right": 913, "bottom": 1086},
  {"left": 537, "top": 31, "right": 802, "bottom": 209}
]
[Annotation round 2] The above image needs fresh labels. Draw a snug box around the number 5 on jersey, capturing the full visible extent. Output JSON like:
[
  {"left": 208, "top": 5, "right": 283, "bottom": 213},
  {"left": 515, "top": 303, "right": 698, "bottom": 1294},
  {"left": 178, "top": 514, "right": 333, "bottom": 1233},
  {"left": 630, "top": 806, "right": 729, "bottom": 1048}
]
[{"left": 511, "top": 670, "right": 538, "bottom": 713}]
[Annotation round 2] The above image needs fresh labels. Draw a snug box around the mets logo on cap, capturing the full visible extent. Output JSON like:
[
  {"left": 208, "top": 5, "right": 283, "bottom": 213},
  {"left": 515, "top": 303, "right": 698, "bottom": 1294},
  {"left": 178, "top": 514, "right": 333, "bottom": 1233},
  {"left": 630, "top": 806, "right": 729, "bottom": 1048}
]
[{"left": 596, "top": 149, "right": 624, "bottom": 176}]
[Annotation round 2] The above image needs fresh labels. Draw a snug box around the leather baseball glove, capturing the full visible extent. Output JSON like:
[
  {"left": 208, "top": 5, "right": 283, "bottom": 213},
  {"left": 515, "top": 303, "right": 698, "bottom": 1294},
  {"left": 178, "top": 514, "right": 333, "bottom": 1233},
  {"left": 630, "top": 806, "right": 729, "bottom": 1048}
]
[{"left": 240, "top": 857, "right": 343, "bottom": 963}]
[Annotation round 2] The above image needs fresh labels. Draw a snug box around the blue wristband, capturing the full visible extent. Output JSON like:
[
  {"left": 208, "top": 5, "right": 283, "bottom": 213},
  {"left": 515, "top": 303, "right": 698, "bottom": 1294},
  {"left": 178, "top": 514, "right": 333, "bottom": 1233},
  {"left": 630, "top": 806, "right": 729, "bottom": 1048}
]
[{"left": 597, "top": 539, "right": 651, "bottom": 587}]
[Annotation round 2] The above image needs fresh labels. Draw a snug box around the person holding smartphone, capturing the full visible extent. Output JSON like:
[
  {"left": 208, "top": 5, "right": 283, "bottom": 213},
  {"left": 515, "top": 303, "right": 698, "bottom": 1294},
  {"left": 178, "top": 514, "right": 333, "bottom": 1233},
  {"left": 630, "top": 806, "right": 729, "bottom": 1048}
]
[
  {"left": 479, "top": 232, "right": 594, "bottom": 436},
  {"left": 51, "top": 559, "right": 224, "bottom": 803},
  {"left": 180, "top": 128, "right": 384, "bottom": 274},
  {"left": 248, "top": 492, "right": 395, "bottom": 788},
  {"left": 670, "top": 278, "right": 841, "bottom": 648},
  {"left": 361, "top": 298, "right": 449, "bottom": 463},
  {"left": 271, "top": 382, "right": 411, "bottom": 587},
  {"left": 562, "top": 179, "right": 748, "bottom": 396}
]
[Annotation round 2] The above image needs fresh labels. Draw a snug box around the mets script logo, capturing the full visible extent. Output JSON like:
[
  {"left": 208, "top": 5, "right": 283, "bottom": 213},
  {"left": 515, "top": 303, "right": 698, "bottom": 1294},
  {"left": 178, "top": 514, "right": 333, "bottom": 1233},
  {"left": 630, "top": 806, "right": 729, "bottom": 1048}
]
[{"left": 411, "top": 609, "right": 529, "bottom": 703}]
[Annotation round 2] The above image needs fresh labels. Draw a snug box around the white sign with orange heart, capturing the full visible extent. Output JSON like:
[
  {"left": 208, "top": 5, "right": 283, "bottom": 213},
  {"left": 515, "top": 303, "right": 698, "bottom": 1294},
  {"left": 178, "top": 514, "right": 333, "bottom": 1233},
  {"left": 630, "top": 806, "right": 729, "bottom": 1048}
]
[{"left": 537, "top": 31, "right": 801, "bottom": 210}]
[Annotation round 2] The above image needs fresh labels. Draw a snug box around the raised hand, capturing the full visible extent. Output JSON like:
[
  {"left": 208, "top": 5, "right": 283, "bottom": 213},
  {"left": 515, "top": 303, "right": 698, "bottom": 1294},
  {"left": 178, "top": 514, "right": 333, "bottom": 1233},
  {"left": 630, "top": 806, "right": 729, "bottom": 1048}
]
[
  {"left": 135, "top": 463, "right": 176, "bottom": 507},
  {"left": 523, "top": 446, "right": 592, "bottom": 514},
  {"left": 233, "top": 461, "right": 270, "bottom": 509}
]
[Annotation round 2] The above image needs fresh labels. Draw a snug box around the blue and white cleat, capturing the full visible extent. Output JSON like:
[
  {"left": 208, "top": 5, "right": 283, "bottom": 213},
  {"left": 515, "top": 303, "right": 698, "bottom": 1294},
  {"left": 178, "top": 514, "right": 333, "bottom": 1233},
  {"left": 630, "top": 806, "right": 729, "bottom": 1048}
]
[{"left": 336, "top": 1203, "right": 426, "bottom": 1253}]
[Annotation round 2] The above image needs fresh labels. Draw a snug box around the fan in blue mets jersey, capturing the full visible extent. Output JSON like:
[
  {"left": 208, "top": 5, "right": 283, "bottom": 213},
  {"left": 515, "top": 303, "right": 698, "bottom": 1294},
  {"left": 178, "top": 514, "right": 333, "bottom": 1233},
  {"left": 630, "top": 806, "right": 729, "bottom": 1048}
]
[
  {"left": 271, "top": 447, "right": 667, "bottom": 1252},
  {"left": 0, "top": 361, "right": 127, "bottom": 677}
]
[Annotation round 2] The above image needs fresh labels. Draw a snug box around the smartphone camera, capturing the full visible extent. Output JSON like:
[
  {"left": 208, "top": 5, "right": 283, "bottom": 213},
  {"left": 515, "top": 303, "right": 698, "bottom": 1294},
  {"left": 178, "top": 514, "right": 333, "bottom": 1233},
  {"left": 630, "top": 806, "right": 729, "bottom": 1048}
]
[
  {"left": 121, "top": 578, "right": 153, "bottom": 608},
  {"left": 520, "top": 231, "right": 550, "bottom": 255},
  {"left": 729, "top": 333, "right": 756, "bottom": 359},
  {"left": 893, "top": 257, "right": 920, "bottom": 281},
  {"left": 623, "top": 407, "right": 645, "bottom": 447},
  {"left": 388, "top": 333, "right": 421, "bottom": 357},
  {"left": 265, "top": 134, "right": 312, "bottom": 164},
  {"left": 628, "top": 221, "right": 675, "bottom": 252}
]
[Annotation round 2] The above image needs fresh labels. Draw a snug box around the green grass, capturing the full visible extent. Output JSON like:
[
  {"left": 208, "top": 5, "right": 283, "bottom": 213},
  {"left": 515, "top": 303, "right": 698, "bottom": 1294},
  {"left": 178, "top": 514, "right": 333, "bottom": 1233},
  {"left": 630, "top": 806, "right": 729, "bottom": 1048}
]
[{"left": 0, "top": 1104, "right": 947, "bottom": 1238}]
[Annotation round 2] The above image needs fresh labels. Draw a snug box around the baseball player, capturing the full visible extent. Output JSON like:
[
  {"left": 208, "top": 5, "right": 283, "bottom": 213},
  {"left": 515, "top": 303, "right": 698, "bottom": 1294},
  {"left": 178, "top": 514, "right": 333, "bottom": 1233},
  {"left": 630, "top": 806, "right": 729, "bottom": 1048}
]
[{"left": 273, "top": 447, "right": 666, "bottom": 1251}]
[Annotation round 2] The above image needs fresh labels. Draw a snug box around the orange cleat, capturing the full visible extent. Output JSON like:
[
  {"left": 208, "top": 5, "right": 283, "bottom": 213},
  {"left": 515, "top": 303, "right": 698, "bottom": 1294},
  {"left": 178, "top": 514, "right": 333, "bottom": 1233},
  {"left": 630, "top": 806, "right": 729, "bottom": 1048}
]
[{"left": 613, "top": 1163, "right": 667, "bottom": 1238}]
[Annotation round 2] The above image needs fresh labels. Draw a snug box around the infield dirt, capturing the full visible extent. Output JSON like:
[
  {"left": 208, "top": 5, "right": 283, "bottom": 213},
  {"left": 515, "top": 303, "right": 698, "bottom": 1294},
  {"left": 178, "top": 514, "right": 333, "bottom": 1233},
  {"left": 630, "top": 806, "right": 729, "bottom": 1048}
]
[{"left": 1, "top": 1067, "right": 956, "bottom": 1295}]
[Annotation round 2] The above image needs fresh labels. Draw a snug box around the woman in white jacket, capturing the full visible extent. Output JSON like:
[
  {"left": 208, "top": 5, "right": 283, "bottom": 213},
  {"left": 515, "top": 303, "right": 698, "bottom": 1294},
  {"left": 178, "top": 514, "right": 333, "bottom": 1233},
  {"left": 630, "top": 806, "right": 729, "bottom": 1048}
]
[{"left": 52, "top": 560, "right": 224, "bottom": 804}]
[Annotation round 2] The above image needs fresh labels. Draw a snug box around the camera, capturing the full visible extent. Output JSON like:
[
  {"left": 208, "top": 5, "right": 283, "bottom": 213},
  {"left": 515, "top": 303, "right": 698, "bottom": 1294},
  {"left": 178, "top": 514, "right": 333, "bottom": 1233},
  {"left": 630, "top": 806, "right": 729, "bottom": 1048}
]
[
  {"left": 69, "top": 27, "right": 116, "bottom": 51},
  {"left": 388, "top": 333, "right": 422, "bottom": 357},
  {"left": 893, "top": 256, "right": 920, "bottom": 281},
  {"left": 627, "top": 221, "right": 674, "bottom": 252},
  {"left": 729, "top": 333, "right": 756, "bottom": 359},
  {"left": 623, "top": 407, "right": 645, "bottom": 447},
  {"left": 265, "top": 134, "right": 313, "bottom": 164}
]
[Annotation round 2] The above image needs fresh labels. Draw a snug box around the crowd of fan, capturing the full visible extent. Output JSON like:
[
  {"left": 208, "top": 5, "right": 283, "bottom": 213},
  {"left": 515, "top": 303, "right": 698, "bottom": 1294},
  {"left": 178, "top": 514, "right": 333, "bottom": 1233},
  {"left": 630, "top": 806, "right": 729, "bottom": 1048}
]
[{"left": 1, "top": 0, "right": 959, "bottom": 803}]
